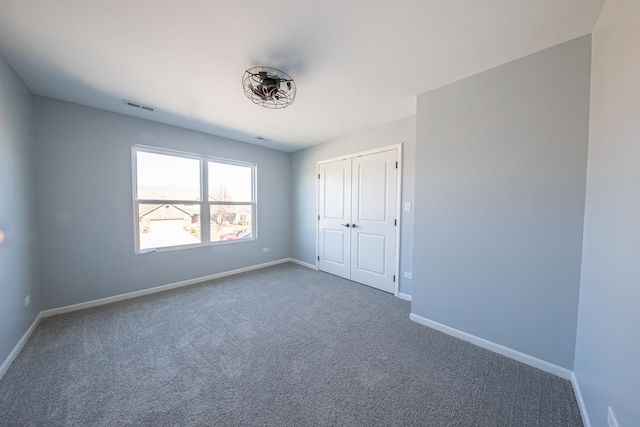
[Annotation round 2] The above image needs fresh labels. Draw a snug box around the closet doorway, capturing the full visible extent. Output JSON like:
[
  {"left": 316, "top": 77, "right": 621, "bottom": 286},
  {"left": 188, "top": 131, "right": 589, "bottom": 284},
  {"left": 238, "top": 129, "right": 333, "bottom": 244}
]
[{"left": 317, "top": 146, "right": 400, "bottom": 294}]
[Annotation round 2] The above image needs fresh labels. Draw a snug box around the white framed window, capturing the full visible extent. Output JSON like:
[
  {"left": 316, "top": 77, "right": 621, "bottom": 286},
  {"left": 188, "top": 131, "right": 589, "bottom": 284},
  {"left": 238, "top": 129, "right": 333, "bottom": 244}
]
[{"left": 133, "top": 146, "right": 256, "bottom": 252}]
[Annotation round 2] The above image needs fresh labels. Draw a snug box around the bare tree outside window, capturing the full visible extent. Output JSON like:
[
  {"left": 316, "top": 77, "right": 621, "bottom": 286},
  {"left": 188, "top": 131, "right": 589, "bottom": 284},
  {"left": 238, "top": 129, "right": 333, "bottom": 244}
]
[{"left": 210, "top": 184, "right": 232, "bottom": 225}]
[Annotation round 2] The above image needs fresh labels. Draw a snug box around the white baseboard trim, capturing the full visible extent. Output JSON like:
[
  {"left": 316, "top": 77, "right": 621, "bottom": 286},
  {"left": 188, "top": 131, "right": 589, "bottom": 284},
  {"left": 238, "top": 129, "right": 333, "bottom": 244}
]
[
  {"left": 571, "top": 372, "right": 591, "bottom": 427},
  {"left": 0, "top": 312, "right": 43, "bottom": 381},
  {"left": 287, "top": 258, "right": 318, "bottom": 270},
  {"left": 409, "top": 313, "right": 572, "bottom": 380},
  {"left": 41, "top": 258, "right": 292, "bottom": 318},
  {"left": 398, "top": 292, "right": 412, "bottom": 302}
]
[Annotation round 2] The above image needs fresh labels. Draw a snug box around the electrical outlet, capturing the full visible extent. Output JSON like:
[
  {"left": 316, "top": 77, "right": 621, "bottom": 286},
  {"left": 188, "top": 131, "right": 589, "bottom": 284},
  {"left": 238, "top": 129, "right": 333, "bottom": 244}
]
[
  {"left": 24, "top": 295, "right": 30, "bottom": 307},
  {"left": 404, "top": 272, "right": 412, "bottom": 279},
  {"left": 607, "top": 406, "right": 619, "bottom": 427},
  {"left": 263, "top": 247, "right": 269, "bottom": 253}
]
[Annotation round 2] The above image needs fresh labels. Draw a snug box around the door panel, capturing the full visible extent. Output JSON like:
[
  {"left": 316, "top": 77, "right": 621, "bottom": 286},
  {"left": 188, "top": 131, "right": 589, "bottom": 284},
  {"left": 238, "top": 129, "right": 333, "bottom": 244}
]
[
  {"left": 356, "top": 161, "right": 388, "bottom": 221},
  {"left": 355, "top": 233, "right": 386, "bottom": 275},
  {"left": 323, "top": 169, "right": 347, "bottom": 218},
  {"left": 318, "top": 159, "right": 351, "bottom": 279},
  {"left": 323, "top": 229, "right": 346, "bottom": 265},
  {"left": 350, "top": 150, "right": 397, "bottom": 293}
]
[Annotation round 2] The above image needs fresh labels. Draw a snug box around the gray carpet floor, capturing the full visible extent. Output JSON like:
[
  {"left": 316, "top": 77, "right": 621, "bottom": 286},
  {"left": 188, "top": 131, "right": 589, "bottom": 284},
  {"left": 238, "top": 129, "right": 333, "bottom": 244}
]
[{"left": 0, "top": 262, "right": 583, "bottom": 426}]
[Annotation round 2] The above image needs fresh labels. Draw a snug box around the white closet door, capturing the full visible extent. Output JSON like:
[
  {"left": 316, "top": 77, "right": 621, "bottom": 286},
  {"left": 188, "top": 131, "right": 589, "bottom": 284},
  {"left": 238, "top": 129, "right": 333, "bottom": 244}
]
[
  {"left": 350, "top": 150, "right": 397, "bottom": 293},
  {"left": 318, "top": 159, "right": 352, "bottom": 279},
  {"left": 318, "top": 149, "right": 398, "bottom": 293}
]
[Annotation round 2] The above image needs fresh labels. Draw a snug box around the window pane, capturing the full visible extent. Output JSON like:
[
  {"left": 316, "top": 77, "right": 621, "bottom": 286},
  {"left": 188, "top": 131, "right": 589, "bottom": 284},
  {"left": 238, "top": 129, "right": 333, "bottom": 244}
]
[
  {"left": 210, "top": 205, "right": 253, "bottom": 242},
  {"left": 137, "top": 151, "right": 200, "bottom": 200},
  {"left": 208, "top": 162, "right": 252, "bottom": 202},
  {"left": 139, "top": 203, "right": 201, "bottom": 249}
]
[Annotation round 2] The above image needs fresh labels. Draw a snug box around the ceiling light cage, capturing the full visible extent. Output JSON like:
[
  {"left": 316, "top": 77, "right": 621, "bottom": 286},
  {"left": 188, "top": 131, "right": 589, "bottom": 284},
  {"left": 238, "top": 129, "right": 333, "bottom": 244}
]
[{"left": 242, "top": 66, "right": 296, "bottom": 109}]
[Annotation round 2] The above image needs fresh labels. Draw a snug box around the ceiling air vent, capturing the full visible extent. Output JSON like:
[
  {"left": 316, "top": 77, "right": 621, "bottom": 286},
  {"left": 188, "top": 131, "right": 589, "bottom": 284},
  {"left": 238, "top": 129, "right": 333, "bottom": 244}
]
[{"left": 123, "top": 100, "right": 155, "bottom": 112}]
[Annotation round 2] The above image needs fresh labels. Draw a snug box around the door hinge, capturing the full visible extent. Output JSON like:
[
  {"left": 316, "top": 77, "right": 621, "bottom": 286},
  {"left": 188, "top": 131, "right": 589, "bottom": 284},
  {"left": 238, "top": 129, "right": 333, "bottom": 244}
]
[
  {"left": 395, "top": 161, "right": 398, "bottom": 169},
  {"left": 317, "top": 256, "right": 320, "bottom": 261},
  {"left": 318, "top": 215, "right": 320, "bottom": 220},
  {"left": 394, "top": 219, "right": 397, "bottom": 226},
  {"left": 318, "top": 173, "right": 320, "bottom": 179},
  {"left": 393, "top": 275, "right": 396, "bottom": 282}
]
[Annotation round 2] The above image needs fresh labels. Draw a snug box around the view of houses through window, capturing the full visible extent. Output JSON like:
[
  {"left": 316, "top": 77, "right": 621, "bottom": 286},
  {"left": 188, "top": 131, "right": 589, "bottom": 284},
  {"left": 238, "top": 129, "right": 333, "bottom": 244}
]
[{"left": 134, "top": 148, "right": 255, "bottom": 251}]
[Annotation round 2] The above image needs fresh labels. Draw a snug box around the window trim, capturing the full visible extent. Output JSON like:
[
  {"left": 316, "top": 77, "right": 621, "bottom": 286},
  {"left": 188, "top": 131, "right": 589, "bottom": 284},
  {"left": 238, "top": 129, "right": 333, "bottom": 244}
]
[{"left": 132, "top": 145, "right": 257, "bottom": 253}]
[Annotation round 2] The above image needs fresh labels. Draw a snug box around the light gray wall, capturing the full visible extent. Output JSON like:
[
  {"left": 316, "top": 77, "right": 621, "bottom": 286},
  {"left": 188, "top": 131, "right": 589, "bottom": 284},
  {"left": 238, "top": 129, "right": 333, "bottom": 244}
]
[
  {"left": 0, "top": 56, "right": 39, "bottom": 366},
  {"left": 34, "top": 97, "right": 290, "bottom": 310},
  {"left": 290, "top": 116, "right": 416, "bottom": 296},
  {"left": 574, "top": 1, "right": 640, "bottom": 425},
  {"left": 413, "top": 36, "right": 591, "bottom": 369}
]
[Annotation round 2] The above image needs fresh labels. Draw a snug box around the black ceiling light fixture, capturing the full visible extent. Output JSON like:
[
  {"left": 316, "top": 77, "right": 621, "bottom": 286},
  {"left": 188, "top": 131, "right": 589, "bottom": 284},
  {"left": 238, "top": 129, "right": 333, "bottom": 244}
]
[{"left": 242, "top": 66, "right": 296, "bottom": 109}]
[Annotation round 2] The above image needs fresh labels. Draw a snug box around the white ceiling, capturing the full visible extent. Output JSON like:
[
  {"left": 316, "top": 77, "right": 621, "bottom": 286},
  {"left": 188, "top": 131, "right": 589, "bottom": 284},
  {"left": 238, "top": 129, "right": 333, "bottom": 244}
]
[{"left": 0, "top": 0, "right": 604, "bottom": 152}]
